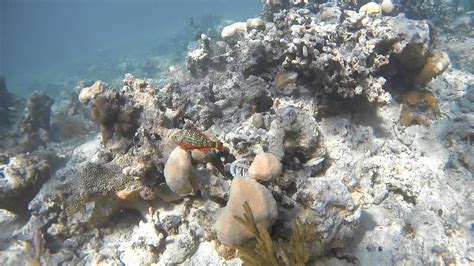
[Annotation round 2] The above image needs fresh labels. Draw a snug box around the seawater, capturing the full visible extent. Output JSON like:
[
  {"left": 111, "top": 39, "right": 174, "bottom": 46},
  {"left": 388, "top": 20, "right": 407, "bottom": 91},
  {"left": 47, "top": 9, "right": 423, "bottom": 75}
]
[{"left": 0, "top": 0, "right": 260, "bottom": 97}]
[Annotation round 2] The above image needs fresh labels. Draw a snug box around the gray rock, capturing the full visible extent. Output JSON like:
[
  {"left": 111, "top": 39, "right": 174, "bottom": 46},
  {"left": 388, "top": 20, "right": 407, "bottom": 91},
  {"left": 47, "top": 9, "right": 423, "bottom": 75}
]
[
  {"left": 160, "top": 234, "right": 196, "bottom": 265},
  {"left": 295, "top": 177, "right": 360, "bottom": 255}
]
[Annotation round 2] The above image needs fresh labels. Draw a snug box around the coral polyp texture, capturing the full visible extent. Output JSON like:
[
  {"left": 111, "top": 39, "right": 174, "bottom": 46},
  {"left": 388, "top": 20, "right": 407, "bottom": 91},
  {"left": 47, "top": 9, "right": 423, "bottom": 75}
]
[{"left": 0, "top": 1, "right": 473, "bottom": 266}]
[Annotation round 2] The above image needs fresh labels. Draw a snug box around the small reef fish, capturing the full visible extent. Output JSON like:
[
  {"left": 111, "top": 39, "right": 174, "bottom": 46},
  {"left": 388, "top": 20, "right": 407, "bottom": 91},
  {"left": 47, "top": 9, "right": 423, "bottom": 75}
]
[{"left": 171, "top": 129, "right": 223, "bottom": 152}]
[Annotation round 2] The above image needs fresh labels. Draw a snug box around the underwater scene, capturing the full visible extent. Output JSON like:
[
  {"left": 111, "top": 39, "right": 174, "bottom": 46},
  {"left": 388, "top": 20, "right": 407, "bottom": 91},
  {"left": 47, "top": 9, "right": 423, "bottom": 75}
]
[{"left": 0, "top": 0, "right": 473, "bottom": 265}]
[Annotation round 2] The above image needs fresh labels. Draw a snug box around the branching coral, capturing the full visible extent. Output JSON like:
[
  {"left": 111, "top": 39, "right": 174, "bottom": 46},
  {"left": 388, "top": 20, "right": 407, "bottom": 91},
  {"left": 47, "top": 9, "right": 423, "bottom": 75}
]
[{"left": 234, "top": 201, "right": 313, "bottom": 266}]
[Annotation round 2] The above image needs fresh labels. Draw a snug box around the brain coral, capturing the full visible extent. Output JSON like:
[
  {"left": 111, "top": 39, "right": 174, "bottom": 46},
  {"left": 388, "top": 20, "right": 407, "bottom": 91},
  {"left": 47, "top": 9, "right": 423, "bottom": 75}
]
[{"left": 79, "top": 162, "right": 130, "bottom": 197}]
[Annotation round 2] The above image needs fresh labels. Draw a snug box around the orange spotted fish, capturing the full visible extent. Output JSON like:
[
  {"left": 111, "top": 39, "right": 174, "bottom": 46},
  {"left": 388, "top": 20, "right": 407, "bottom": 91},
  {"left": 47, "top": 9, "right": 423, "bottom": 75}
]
[{"left": 171, "top": 129, "right": 223, "bottom": 152}]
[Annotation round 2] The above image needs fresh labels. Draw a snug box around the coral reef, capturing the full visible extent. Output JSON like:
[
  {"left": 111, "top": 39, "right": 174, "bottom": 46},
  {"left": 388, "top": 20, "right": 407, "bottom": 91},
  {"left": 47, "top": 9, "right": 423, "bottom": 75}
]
[
  {"left": 398, "top": 0, "right": 454, "bottom": 27},
  {"left": 0, "top": 1, "right": 472, "bottom": 265}
]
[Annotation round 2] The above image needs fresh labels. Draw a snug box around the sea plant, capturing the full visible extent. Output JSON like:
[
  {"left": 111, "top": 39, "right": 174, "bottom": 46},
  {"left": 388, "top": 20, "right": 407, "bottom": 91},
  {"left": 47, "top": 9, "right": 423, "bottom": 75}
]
[{"left": 233, "top": 201, "right": 313, "bottom": 266}]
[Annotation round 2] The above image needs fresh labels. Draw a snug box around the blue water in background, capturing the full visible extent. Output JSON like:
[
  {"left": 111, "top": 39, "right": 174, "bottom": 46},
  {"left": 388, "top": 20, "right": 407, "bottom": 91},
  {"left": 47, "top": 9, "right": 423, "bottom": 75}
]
[{"left": 0, "top": 0, "right": 260, "bottom": 97}]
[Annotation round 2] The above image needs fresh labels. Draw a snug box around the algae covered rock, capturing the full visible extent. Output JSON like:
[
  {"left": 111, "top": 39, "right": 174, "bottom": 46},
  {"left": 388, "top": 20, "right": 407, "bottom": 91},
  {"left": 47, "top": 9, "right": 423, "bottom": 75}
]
[
  {"left": 24, "top": 92, "right": 54, "bottom": 133},
  {"left": 0, "top": 154, "right": 51, "bottom": 213},
  {"left": 164, "top": 146, "right": 197, "bottom": 195},
  {"left": 359, "top": 2, "right": 382, "bottom": 15},
  {"left": 216, "top": 177, "right": 278, "bottom": 246},
  {"left": 248, "top": 152, "right": 282, "bottom": 181}
]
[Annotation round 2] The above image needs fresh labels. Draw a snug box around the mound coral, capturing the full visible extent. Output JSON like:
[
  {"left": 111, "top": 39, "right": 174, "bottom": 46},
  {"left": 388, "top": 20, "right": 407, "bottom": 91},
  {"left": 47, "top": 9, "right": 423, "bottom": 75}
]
[
  {"left": 221, "top": 22, "right": 247, "bottom": 43},
  {"left": 248, "top": 152, "right": 282, "bottom": 181},
  {"left": 381, "top": 0, "right": 395, "bottom": 14},
  {"left": 246, "top": 18, "right": 266, "bottom": 32},
  {"left": 359, "top": 2, "right": 382, "bottom": 15},
  {"left": 216, "top": 177, "right": 278, "bottom": 246},
  {"left": 164, "top": 146, "right": 197, "bottom": 195}
]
